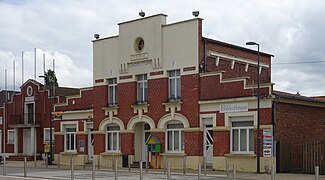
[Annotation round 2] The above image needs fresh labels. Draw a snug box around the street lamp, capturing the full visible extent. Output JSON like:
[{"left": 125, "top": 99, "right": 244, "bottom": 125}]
[
  {"left": 39, "top": 75, "right": 54, "bottom": 165},
  {"left": 246, "top": 41, "right": 261, "bottom": 173}
]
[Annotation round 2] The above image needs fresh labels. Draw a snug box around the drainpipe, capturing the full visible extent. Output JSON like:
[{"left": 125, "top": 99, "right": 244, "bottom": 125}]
[{"left": 272, "top": 97, "right": 277, "bottom": 171}]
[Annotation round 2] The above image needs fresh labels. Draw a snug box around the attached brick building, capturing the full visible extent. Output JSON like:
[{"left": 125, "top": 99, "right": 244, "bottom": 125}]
[{"left": 1, "top": 13, "right": 325, "bottom": 173}]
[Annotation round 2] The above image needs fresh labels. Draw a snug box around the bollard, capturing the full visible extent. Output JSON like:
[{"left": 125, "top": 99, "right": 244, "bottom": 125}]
[
  {"left": 98, "top": 155, "right": 101, "bottom": 170},
  {"left": 114, "top": 159, "right": 118, "bottom": 180},
  {"left": 71, "top": 157, "right": 74, "bottom": 180},
  {"left": 34, "top": 154, "right": 37, "bottom": 167},
  {"left": 24, "top": 157, "right": 27, "bottom": 177},
  {"left": 167, "top": 162, "right": 171, "bottom": 180},
  {"left": 271, "top": 165, "right": 275, "bottom": 180},
  {"left": 225, "top": 157, "right": 229, "bottom": 178},
  {"left": 164, "top": 156, "right": 166, "bottom": 174},
  {"left": 83, "top": 155, "right": 86, "bottom": 169},
  {"left": 3, "top": 155, "right": 6, "bottom": 176},
  {"left": 183, "top": 155, "right": 186, "bottom": 175},
  {"left": 198, "top": 163, "right": 202, "bottom": 180},
  {"left": 315, "top": 166, "right": 319, "bottom": 180},
  {"left": 58, "top": 153, "right": 61, "bottom": 169},
  {"left": 112, "top": 155, "right": 115, "bottom": 171},
  {"left": 232, "top": 163, "right": 236, "bottom": 180},
  {"left": 128, "top": 155, "right": 131, "bottom": 172},
  {"left": 140, "top": 161, "right": 143, "bottom": 180},
  {"left": 92, "top": 159, "right": 96, "bottom": 180},
  {"left": 146, "top": 156, "right": 148, "bottom": 173},
  {"left": 45, "top": 154, "right": 48, "bottom": 168},
  {"left": 203, "top": 156, "right": 207, "bottom": 176}
]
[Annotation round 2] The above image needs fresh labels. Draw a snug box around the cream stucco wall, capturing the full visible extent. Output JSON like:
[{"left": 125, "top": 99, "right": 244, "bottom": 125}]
[{"left": 93, "top": 14, "right": 200, "bottom": 86}]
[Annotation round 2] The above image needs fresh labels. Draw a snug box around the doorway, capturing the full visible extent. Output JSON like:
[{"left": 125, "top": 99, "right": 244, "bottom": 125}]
[
  {"left": 86, "top": 122, "right": 94, "bottom": 162},
  {"left": 134, "top": 122, "right": 151, "bottom": 162},
  {"left": 23, "top": 129, "right": 32, "bottom": 155},
  {"left": 203, "top": 121, "right": 213, "bottom": 166}
]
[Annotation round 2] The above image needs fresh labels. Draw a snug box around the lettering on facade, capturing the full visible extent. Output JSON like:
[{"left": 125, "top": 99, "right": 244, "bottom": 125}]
[
  {"left": 25, "top": 96, "right": 35, "bottom": 102},
  {"left": 128, "top": 59, "right": 152, "bottom": 68},
  {"left": 220, "top": 103, "right": 248, "bottom": 113},
  {"left": 130, "top": 52, "right": 148, "bottom": 61}
]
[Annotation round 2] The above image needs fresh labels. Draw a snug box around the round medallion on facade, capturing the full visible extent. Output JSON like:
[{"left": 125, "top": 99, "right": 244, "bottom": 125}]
[
  {"left": 27, "top": 86, "right": 33, "bottom": 96},
  {"left": 134, "top": 37, "right": 144, "bottom": 53}
]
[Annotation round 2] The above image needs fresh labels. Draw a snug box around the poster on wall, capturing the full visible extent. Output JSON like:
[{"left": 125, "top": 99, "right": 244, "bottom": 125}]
[{"left": 263, "top": 129, "right": 272, "bottom": 157}]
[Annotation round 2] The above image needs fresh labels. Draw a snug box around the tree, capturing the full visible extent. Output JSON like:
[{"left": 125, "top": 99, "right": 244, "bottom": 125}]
[{"left": 44, "top": 69, "right": 59, "bottom": 87}]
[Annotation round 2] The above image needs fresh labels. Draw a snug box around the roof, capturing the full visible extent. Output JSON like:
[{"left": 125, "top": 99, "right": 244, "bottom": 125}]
[
  {"left": 313, "top": 96, "right": 325, "bottom": 100},
  {"left": 274, "top": 91, "right": 325, "bottom": 104},
  {"left": 54, "top": 87, "right": 80, "bottom": 97},
  {"left": 203, "top": 37, "right": 274, "bottom": 57},
  {"left": 0, "top": 90, "right": 19, "bottom": 107}
]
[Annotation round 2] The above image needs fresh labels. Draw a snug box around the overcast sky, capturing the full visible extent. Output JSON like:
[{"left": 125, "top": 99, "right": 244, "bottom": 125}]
[{"left": 0, "top": 0, "right": 325, "bottom": 96}]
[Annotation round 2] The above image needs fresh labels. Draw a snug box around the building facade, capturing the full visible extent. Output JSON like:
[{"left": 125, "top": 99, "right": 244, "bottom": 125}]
[{"left": 2, "top": 13, "right": 325, "bottom": 173}]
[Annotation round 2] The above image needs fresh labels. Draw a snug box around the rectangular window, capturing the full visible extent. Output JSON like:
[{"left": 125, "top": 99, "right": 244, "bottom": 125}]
[
  {"left": 168, "top": 70, "right": 181, "bottom": 100},
  {"left": 0, "top": 117, "right": 2, "bottom": 125},
  {"left": 44, "top": 128, "right": 54, "bottom": 144},
  {"left": 65, "top": 127, "right": 76, "bottom": 151},
  {"left": 106, "top": 125, "right": 120, "bottom": 152},
  {"left": 166, "top": 123, "right": 184, "bottom": 152},
  {"left": 8, "top": 129, "right": 15, "bottom": 144},
  {"left": 108, "top": 78, "right": 117, "bottom": 105},
  {"left": 137, "top": 74, "right": 148, "bottom": 103},
  {"left": 231, "top": 121, "right": 254, "bottom": 153}
]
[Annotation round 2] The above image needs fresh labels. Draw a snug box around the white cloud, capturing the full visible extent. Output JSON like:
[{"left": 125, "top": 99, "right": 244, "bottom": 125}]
[{"left": 0, "top": 0, "right": 325, "bottom": 96}]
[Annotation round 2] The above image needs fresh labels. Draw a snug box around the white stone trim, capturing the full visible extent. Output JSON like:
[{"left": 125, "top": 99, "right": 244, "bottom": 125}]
[
  {"left": 225, "top": 111, "right": 257, "bottom": 127},
  {"left": 127, "top": 115, "right": 155, "bottom": 132},
  {"left": 157, "top": 113, "right": 190, "bottom": 129},
  {"left": 200, "top": 113, "right": 217, "bottom": 130},
  {"left": 99, "top": 117, "right": 125, "bottom": 132},
  {"left": 60, "top": 121, "right": 79, "bottom": 133}
]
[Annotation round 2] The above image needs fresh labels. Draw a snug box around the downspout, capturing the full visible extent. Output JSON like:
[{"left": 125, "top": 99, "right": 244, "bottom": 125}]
[{"left": 272, "top": 96, "right": 277, "bottom": 171}]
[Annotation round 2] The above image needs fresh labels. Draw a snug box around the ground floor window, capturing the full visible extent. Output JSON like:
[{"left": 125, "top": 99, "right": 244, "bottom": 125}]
[
  {"left": 106, "top": 124, "right": 120, "bottom": 152},
  {"left": 231, "top": 121, "right": 254, "bottom": 153},
  {"left": 44, "top": 128, "right": 54, "bottom": 144},
  {"left": 8, "top": 129, "right": 15, "bottom": 144},
  {"left": 166, "top": 122, "right": 184, "bottom": 152},
  {"left": 65, "top": 126, "right": 76, "bottom": 152}
]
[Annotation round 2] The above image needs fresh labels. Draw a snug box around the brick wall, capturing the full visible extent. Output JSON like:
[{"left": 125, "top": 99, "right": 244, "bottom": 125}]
[{"left": 276, "top": 102, "right": 325, "bottom": 171}]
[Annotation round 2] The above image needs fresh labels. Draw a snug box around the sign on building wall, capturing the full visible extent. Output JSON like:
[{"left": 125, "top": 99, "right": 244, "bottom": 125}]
[
  {"left": 263, "top": 129, "right": 273, "bottom": 157},
  {"left": 220, "top": 103, "right": 248, "bottom": 113}
]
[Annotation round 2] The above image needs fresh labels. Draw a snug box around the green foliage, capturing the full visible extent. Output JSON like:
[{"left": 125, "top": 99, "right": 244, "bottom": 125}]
[{"left": 44, "top": 69, "right": 59, "bottom": 87}]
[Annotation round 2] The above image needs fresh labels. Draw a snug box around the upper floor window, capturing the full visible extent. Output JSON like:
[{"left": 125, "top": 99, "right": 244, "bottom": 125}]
[
  {"left": 168, "top": 70, "right": 181, "bottom": 100},
  {"left": 231, "top": 121, "right": 254, "bottom": 153},
  {"left": 108, "top": 78, "right": 117, "bottom": 105},
  {"left": 137, "top": 74, "right": 147, "bottom": 103}
]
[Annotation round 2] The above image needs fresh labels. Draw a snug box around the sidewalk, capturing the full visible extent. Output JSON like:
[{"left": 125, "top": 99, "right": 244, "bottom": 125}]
[{"left": 1, "top": 160, "right": 324, "bottom": 180}]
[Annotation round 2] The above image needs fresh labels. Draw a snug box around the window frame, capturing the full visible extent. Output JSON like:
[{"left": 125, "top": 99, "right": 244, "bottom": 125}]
[
  {"left": 136, "top": 74, "right": 148, "bottom": 103},
  {"left": 230, "top": 120, "right": 254, "bottom": 154},
  {"left": 105, "top": 124, "right": 121, "bottom": 152},
  {"left": 165, "top": 121, "right": 184, "bottom": 153},
  {"left": 168, "top": 70, "right": 181, "bottom": 100},
  {"left": 8, "top": 129, "right": 15, "bottom": 145},
  {"left": 64, "top": 126, "right": 77, "bottom": 152},
  {"left": 43, "top": 128, "right": 54, "bottom": 144},
  {"left": 108, "top": 78, "right": 117, "bottom": 106}
]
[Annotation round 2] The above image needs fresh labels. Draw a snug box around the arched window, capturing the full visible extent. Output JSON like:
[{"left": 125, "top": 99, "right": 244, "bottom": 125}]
[
  {"left": 106, "top": 124, "right": 120, "bottom": 152},
  {"left": 166, "top": 121, "right": 184, "bottom": 152}
]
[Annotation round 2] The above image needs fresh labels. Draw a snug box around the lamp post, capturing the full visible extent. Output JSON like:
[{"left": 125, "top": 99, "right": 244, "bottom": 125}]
[
  {"left": 40, "top": 75, "right": 54, "bottom": 165},
  {"left": 246, "top": 41, "right": 260, "bottom": 173}
]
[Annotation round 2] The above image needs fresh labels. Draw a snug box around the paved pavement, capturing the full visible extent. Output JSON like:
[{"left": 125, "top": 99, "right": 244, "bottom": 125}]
[{"left": 0, "top": 161, "right": 324, "bottom": 180}]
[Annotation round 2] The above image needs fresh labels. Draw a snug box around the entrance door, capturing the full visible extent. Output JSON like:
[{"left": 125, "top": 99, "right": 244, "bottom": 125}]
[
  {"left": 86, "top": 122, "right": 94, "bottom": 161},
  {"left": 23, "top": 129, "right": 32, "bottom": 155},
  {"left": 134, "top": 122, "right": 151, "bottom": 162},
  {"left": 204, "top": 124, "right": 213, "bottom": 164}
]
